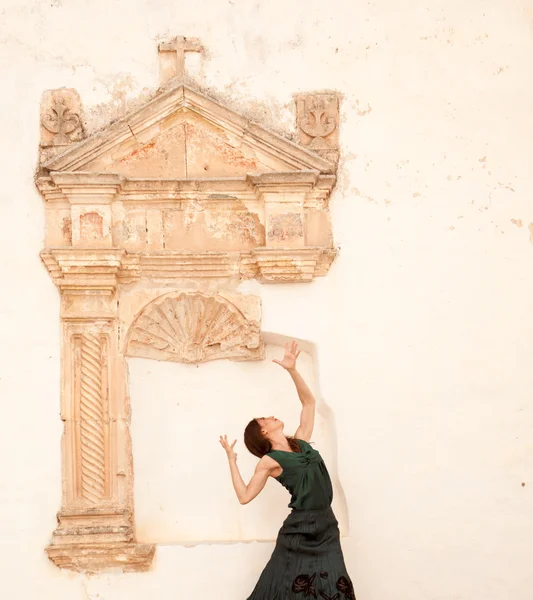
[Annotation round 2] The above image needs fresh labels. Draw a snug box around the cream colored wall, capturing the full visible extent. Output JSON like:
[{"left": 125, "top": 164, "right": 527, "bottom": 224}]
[
  {"left": 1, "top": 0, "right": 533, "bottom": 599},
  {"left": 129, "top": 343, "right": 347, "bottom": 543}
]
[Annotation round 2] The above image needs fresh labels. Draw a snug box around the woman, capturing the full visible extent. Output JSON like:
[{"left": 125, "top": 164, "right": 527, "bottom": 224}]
[{"left": 220, "top": 341, "right": 355, "bottom": 600}]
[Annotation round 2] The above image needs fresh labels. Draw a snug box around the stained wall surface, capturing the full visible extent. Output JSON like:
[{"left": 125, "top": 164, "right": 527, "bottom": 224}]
[
  {"left": 1, "top": 0, "right": 533, "bottom": 599},
  {"left": 129, "top": 344, "right": 347, "bottom": 544}
]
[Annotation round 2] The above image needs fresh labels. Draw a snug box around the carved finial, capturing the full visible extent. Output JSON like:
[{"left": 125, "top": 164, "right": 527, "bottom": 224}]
[
  {"left": 40, "top": 89, "right": 84, "bottom": 147},
  {"left": 299, "top": 100, "right": 336, "bottom": 145},
  {"left": 295, "top": 93, "right": 340, "bottom": 163},
  {"left": 158, "top": 36, "right": 204, "bottom": 86}
]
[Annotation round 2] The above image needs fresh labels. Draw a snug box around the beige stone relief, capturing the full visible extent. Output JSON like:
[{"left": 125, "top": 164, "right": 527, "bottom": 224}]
[
  {"left": 40, "top": 88, "right": 86, "bottom": 165},
  {"left": 158, "top": 36, "right": 204, "bottom": 86},
  {"left": 41, "top": 88, "right": 84, "bottom": 146},
  {"left": 37, "top": 38, "right": 340, "bottom": 572},
  {"left": 126, "top": 291, "right": 263, "bottom": 364},
  {"left": 295, "top": 93, "right": 340, "bottom": 165}
]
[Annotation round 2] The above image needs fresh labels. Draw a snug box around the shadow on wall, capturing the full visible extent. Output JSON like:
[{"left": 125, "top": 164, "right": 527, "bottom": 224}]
[
  {"left": 262, "top": 332, "right": 349, "bottom": 536},
  {"left": 128, "top": 335, "right": 349, "bottom": 545}
]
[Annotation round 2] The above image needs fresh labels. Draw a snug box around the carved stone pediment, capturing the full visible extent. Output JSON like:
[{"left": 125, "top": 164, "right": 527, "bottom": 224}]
[{"left": 41, "top": 86, "right": 334, "bottom": 177}]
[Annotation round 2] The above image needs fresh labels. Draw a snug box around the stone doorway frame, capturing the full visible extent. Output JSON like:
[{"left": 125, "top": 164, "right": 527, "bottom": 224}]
[{"left": 36, "top": 39, "right": 340, "bottom": 573}]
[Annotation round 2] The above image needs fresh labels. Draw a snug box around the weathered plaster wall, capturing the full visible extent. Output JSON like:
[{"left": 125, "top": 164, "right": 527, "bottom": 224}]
[
  {"left": 129, "top": 343, "right": 347, "bottom": 543},
  {"left": 1, "top": 0, "right": 532, "bottom": 599}
]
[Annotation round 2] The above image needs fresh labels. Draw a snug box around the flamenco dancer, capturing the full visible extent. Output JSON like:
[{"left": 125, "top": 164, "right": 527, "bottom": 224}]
[{"left": 220, "top": 341, "right": 356, "bottom": 600}]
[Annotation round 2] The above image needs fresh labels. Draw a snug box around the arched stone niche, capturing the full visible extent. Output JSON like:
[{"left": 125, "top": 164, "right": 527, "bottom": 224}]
[
  {"left": 128, "top": 334, "right": 347, "bottom": 546},
  {"left": 37, "top": 37, "right": 341, "bottom": 573}
]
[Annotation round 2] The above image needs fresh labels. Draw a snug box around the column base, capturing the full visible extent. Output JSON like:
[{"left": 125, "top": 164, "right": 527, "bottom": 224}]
[
  {"left": 46, "top": 541, "right": 155, "bottom": 573},
  {"left": 46, "top": 507, "right": 155, "bottom": 572}
]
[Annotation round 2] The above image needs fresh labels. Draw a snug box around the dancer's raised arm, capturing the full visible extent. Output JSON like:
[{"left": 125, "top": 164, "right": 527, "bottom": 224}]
[{"left": 273, "top": 341, "right": 316, "bottom": 441}]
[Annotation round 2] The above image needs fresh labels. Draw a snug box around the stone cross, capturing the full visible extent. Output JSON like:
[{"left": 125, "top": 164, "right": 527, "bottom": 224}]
[{"left": 158, "top": 36, "right": 203, "bottom": 85}]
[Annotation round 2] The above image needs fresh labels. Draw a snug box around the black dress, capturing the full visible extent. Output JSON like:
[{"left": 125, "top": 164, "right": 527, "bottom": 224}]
[{"left": 246, "top": 439, "right": 356, "bottom": 600}]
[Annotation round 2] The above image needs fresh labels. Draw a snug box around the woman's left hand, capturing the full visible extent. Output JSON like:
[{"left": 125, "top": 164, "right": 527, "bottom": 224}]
[{"left": 272, "top": 340, "right": 300, "bottom": 371}]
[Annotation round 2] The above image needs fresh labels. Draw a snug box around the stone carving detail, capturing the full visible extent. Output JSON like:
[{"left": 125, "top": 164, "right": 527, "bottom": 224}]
[
  {"left": 127, "top": 292, "right": 263, "bottom": 363},
  {"left": 158, "top": 36, "right": 204, "bottom": 86},
  {"left": 295, "top": 93, "right": 340, "bottom": 163},
  {"left": 40, "top": 89, "right": 84, "bottom": 147},
  {"left": 76, "top": 333, "right": 108, "bottom": 503},
  {"left": 300, "top": 102, "right": 336, "bottom": 145},
  {"left": 36, "top": 37, "right": 339, "bottom": 573},
  {"left": 42, "top": 98, "right": 81, "bottom": 144},
  {"left": 80, "top": 212, "right": 104, "bottom": 241},
  {"left": 267, "top": 213, "right": 304, "bottom": 242},
  {"left": 44, "top": 317, "right": 154, "bottom": 573}
]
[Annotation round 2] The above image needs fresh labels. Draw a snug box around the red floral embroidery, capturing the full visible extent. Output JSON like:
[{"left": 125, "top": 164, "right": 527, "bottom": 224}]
[
  {"left": 292, "top": 573, "right": 317, "bottom": 598},
  {"left": 336, "top": 576, "right": 355, "bottom": 600}
]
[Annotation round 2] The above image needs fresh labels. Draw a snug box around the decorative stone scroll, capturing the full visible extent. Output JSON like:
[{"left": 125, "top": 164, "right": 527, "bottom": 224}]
[
  {"left": 37, "top": 37, "right": 340, "bottom": 573},
  {"left": 40, "top": 88, "right": 84, "bottom": 147},
  {"left": 295, "top": 93, "right": 340, "bottom": 164}
]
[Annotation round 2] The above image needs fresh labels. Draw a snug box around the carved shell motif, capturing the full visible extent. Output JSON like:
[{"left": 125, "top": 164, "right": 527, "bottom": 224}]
[{"left": 126, "top": 292, "right": 263, "bottom": 363}]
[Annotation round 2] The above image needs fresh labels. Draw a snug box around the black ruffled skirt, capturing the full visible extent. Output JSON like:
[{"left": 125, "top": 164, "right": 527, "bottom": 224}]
[{"left": 246, "top": 506, "right": 355, "bottom": 600}]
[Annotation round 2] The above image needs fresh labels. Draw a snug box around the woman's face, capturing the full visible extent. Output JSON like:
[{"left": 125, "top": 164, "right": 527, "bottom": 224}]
[{"left": 257, "top": 416, "right": 284, "bottom": 438}]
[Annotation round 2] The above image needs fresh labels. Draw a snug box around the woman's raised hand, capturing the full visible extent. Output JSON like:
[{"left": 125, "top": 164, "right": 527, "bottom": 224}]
[
  {"left": 272, "top": 340, "right": 300, "bottom": 371},
  {"left": 219, "top": 434, "right": 238, "bottom": 462}
]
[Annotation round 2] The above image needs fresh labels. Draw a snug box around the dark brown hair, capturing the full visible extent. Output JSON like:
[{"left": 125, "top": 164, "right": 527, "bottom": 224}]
[{"left": 244, "top": 419, "right": 301, "bottom": 458}]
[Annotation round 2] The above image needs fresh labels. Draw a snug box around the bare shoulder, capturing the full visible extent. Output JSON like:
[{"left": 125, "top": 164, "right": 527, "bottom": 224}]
[
  {"left": 258, "top": 454, "right": 282, "bottom": 478},
  {"left": 257, "top": 455, "right": 277, "bottom": 470}
]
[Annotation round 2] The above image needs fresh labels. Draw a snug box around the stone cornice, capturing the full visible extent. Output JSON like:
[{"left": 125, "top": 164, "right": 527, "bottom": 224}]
[
  {"left": 41, "top": 249, "right": 125, "bottom": 292},
  {"left": 41, "top": 247, "right": 337, "bottom": 284},
  {"left": 36, "top": 171, "right": 336, "bottom": 206}
]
